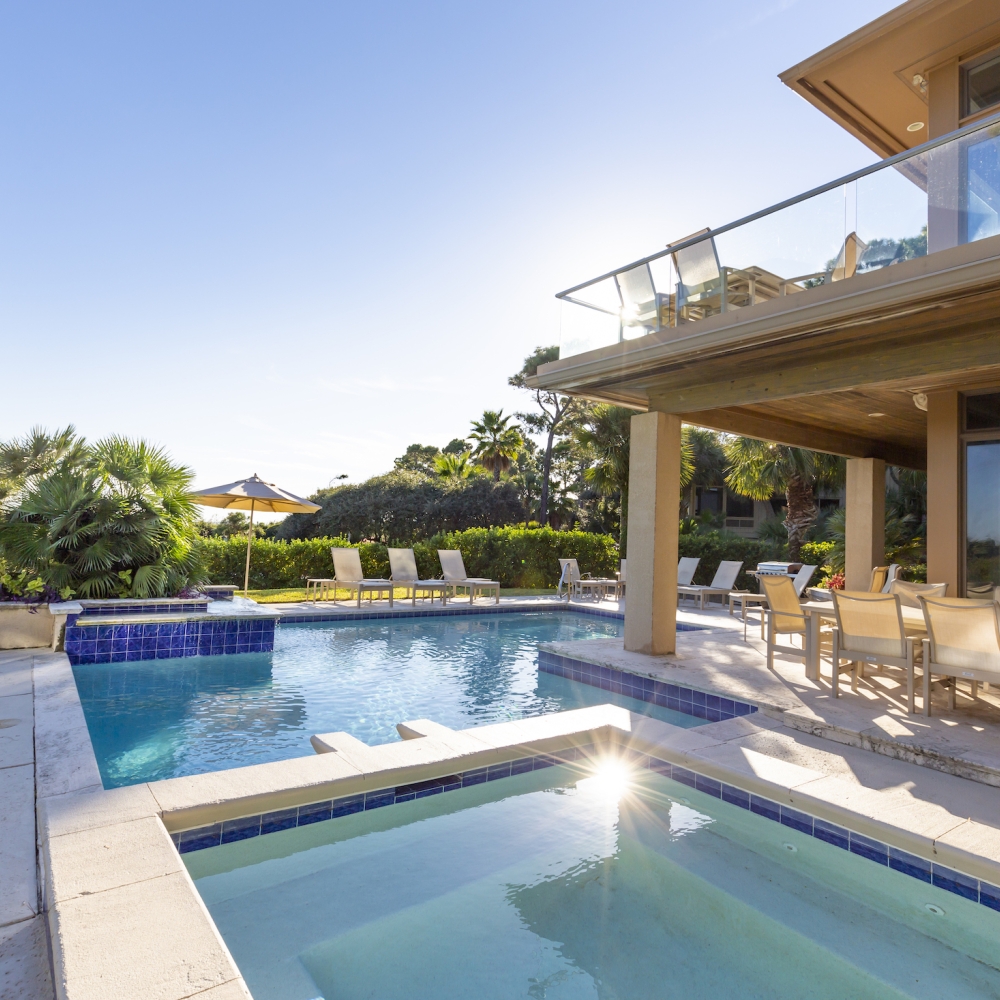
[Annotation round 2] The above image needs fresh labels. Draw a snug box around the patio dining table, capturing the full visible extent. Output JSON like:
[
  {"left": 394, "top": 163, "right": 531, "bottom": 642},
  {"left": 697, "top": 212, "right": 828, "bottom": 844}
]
[{"left": 799, "top": 600, "right": 926, "bottom": 682}]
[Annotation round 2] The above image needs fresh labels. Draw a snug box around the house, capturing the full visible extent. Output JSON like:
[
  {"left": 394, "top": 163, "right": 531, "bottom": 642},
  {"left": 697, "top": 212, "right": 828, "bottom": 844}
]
[{"left": 532, "top": 0, "right": 1000, "bottom": 654}]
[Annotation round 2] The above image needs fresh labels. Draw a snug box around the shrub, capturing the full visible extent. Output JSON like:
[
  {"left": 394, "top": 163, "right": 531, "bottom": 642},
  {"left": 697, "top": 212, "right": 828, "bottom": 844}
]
[
  {"left": 0, "top": 436, "right": 202, "bottom": 599},
  {"left": 276, "top": 471, "right": 525, "bottom": 544},
  {"left": 677, "top": 532, "right": 783, "bottom": 592},
  {"left": 196, "top": 527, "right": 619, "bottom": 590}
]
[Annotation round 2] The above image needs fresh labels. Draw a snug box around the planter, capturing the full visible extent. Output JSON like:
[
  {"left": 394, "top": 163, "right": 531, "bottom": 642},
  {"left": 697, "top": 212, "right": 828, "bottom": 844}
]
[{"left": 0, "top": 603, "right": 58, "bottom": 649}]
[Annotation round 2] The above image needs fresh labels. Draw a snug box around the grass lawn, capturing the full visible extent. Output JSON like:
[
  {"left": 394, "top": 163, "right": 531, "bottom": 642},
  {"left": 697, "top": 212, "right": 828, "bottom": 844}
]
[{"left": 246, "top": 586, "right": 557, "bottom": 604}]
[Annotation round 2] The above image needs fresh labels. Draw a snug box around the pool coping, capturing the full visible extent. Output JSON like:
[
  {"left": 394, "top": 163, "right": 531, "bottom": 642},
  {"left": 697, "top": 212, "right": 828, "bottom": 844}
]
[
  {"left": 31, "top": 603, "right": 1000, "bottom": 1000},
  {"left": 36, "top": 693, "right": 1000, "bottom": 1000}
]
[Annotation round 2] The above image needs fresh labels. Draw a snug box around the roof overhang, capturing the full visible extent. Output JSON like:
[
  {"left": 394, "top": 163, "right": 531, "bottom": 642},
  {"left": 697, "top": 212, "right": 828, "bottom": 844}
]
[{"left": 780, "top": 0, "right": 1000, "bottom": 156}]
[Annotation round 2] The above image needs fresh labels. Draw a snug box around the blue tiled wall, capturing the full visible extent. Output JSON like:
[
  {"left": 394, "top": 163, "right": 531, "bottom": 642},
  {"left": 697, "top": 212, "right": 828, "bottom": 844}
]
[
  {"left": 537, "top": 649, "right": 757, "bottom": 723},
  {"left": 65, "top": 617, "right": 276, "bottom": 664}
]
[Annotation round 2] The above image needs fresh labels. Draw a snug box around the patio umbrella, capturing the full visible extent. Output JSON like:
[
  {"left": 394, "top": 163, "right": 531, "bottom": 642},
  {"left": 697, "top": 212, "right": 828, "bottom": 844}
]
[{"left": 194, "top": 474, "right": 321, "bottom": 594}]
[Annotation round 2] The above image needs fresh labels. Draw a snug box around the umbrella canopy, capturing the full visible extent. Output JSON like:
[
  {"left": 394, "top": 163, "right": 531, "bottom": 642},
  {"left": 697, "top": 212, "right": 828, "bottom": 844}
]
[
  {"left": 194, "top": 474, "right": 321, "bottom": 593},
  {"left": 194, "top": 474, "right": 321, "bottom": 515}
]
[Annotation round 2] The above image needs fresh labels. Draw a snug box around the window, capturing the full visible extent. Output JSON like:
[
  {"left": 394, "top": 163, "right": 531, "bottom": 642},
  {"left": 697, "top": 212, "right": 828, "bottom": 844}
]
[
  {"left": 966, "top": 391, "right": 1000, "bottom": 431},
  {"left": 726, "top": 494, "right": 754, "bottom": 519},
  {"left": 965, "top": 441, "right": 1000, "bottom": 596},
  {"left": 965, "top": 132, "right": 1000, "bottom": 243},
  {"left": 962, "top": 49, "right": 1000, "bottom": 119}
]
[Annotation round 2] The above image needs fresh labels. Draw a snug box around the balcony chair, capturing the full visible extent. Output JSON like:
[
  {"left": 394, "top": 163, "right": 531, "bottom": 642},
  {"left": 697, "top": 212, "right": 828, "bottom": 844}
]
[
  {"left": 437, "top": 550, "right": 500, "bottom": 604},
  {"left": 617, "top": 263, "right": 672, "bottom": 333},
  {"left": 760, "top": 575, "right": 810, "bottom": 672},
  {"left": 678, "top": 560, "right": 743, "bottom": 610},
  {"left": 672, "top": 231, "right": 724, "bottom": 322},
  {"left": 330, "top": 548, "right": 394, "bottom": 608},
  {"left": 779, "top": 231, "right": 870, "bottom": 295},
  {"left": 387, "top": 548, "right": 450, "bottom": 606},
  {"left": 919, "top": 597, "right": 1000, "bottom": 717},
  {"left": 830, "top": 591, "right": 918, "bottom": 711}
]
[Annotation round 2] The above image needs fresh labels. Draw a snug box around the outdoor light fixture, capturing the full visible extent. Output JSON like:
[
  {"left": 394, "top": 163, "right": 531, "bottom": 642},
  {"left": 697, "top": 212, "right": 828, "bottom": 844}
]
[
  {"left": 907, "top": 121, "right": 926, "bottom": 132},
  {"left": 913, "top": 392, "right": 929, "bottom": 411},
  {"left": 868, "top": 412, "right": 886, "bottom": 417},
  {"left": 912, "top": 74, "right": 927, "bottom": 93}
]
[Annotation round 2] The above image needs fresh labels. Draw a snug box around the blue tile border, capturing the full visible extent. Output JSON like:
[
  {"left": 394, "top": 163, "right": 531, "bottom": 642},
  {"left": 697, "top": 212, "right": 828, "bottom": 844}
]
[
  {"left": 65, "top": 602, "right": 706, "bottom": 665},
  {"left": 537, "top": 649, "right": 757, "bottom": 724},
  {"left": 170, "top": 745, "right": 1000, "bottom": 917},
  {"left": 277, "top": 603, "right": 638, "bottom": 624},
  {"left": 171, "top": 746, "right": 596, "bottom": 855}
]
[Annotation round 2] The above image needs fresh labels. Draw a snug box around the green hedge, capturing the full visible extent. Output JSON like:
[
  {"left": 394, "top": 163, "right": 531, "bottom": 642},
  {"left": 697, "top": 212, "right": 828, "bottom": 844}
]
[{"left": 195, "top": 528, "right": 619, "bottom": 591}]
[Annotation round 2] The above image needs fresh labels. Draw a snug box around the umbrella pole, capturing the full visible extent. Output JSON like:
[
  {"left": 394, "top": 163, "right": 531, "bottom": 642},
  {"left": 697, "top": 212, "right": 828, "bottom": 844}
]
[{"left": 243, "top": 500, "right": 256, "bottom": 596}]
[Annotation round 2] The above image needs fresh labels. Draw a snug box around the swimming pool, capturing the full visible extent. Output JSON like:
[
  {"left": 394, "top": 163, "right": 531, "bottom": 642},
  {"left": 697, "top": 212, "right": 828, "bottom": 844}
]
[
  {"left": 186, "top": 759, "right": 1000, "bottom": 1000},
  {"left": 72, "top": 611, "right": 704, "bottom": 788}
]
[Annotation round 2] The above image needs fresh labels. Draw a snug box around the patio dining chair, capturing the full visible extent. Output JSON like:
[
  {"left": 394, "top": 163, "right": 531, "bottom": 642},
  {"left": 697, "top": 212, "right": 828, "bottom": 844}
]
[
  {"left": 919, "top": 597, "right": 1000, "bottom": 717},
  {"left": 760, "top": 575, "right": 809, "bottom": 672},
  {"left": 388, "top": 548, "right": 449, "bottom": 606},
  {"left": 437, "top": 549, "right": 500, "bottom": 604},
  {"left": 888, "top": 579, "right": 948, "bottom": 607},
  {"left": 678, "top": 560, "right": 742, "bottom": 609},
  {"left": 830, "top": 591, "right": 918, "bottom": 711},
  {"left": 792, "top": 565, "right": 818, "bottom": 597},
  {"left": 331, "top": 547, "right": 394, "bottom": 608},
  {"left": 867, "top": 565, "right": 902, "bottom": 593}
]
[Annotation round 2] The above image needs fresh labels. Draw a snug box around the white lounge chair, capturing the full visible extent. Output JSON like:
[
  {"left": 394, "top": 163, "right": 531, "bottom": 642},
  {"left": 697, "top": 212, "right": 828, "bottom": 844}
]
[
  {"left": 919, "top": 597, "right": 1000, "bottom": 717},
  {"left": 388, "top": 548, "right": 449, "bottom": 606},
  {"left": 557, "top": 558, "right": 613, "bottom": 601},
  {"left": 792, "top": 565, "right": 818, "bottom": 597},
  {"left": 678, "top": 560, "right": 742, "bottom": 609},
  {"left": 830, "top": 590, "right": 918, "bottom": 711},
  {"left": 437, "top": 550, "right": 500, "bottom": 604},
  {"left": 331, "top": 547, "right": 393, "bottom": 608},
  {"left": 678, "top": 557, "right": 700, "bottom": 587}
]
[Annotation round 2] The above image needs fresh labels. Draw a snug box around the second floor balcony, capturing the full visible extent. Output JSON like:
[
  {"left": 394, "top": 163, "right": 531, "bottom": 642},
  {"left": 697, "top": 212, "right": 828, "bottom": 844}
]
[{"left": 556, "top": 113, "right": 1000, "bottom": 361}]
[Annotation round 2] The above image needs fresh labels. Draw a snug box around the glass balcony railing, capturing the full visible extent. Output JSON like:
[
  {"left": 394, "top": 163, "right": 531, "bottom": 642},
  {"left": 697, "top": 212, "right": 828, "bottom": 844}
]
[{"left": 556, "top": 113, "right": 1000, "bottom": 360}]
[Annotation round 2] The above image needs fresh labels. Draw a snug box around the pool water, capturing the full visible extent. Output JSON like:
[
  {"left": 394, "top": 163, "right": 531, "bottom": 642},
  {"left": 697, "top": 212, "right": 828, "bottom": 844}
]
[
  {"left": 72, "top": 612, "right": 701, "bottom": 788},
  {"left": 187, "top": 763, "right": 1000, "bottom": 1000}
]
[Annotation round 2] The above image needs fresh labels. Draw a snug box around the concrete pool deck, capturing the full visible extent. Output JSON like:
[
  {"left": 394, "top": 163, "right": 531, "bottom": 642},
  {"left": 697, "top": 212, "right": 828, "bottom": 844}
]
[{"left": 7, "top": 596, "right": 1000, "bottom": 998}]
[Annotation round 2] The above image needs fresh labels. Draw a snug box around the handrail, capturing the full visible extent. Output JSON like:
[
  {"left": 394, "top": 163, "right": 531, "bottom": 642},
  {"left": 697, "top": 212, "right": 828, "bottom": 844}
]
[{"left": 555, "top": 110, "right": 1000, "bottom": 300}]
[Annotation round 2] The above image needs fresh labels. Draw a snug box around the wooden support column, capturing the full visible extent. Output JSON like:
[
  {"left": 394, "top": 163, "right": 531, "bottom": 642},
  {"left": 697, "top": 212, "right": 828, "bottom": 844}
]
[
  {"left": 845, "top": 458, "right": 886, "bottom": 592},
  {"left": 926, "top": 390, "right": 961, "bottom": 595},
  {"left": 624, "top": 411, "right": 681, "bottom": 655}
]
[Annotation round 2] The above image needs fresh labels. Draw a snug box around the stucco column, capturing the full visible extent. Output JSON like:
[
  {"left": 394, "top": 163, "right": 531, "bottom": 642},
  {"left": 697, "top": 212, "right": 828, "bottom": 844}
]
[
  {"left": 845, "top": 458, "right": 886, "bottom": 592},
  {"left": 926, "top": 390, "right": 960, "bottom": 595},
  {"left": 624, "top": 411, "right": 681, "bottom": 655}
]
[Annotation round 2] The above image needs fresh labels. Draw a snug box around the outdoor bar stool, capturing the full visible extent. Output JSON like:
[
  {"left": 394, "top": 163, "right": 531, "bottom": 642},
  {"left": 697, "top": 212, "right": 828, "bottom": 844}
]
[
  {"left": 830, "top": 591, "right": 919, "bottom": 712},
  {"left": 919, "top": 597, "right": 1000, "bottom": 717}
]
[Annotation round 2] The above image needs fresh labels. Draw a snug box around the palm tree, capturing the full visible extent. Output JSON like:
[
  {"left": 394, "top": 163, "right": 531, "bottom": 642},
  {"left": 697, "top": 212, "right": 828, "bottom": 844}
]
[
  {"left": 434, "top": 451, "right": 474, "bottom": 479},
  {"left": 0, "top": 425, "right": 87, "bottom": 512},
  {"left": 681, "top": 426, "right": 727, "bottom": 516},
  {"left": 724, "top": 438, "right": 844, "bottom": 561},
  {"left": 509, "top": 346, "right": 586, "bottom": 526},
  {"left": 0, "top": 436, "right": 202, "bottom": 598},
  {"left": 469, "top": 410, "right": 523, "bottom": 481},
  {"left": 576, "top": 405, "right": 633, "bottom": 553}
]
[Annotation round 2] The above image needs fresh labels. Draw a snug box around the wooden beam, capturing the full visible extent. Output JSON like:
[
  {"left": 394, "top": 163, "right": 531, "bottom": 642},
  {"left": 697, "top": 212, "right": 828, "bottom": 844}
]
[
  {"left": 640, "top": 322, "right": 1000, "bottom": 413},
  {"left": 675, "top": 406, "right": 927, "bottom": 469}
]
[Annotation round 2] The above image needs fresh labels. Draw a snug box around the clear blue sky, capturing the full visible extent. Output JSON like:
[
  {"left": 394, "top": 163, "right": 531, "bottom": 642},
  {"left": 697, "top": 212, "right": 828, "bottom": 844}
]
[{"left": 0, "top": 0, "right": 899, "bottom": 508}]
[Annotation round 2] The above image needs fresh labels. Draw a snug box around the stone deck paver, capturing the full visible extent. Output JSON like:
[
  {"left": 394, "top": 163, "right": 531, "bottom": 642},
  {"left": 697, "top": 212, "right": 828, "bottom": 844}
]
[
  {"left": 543, "top": 603, "right": 1000, "bottom": 787},
  {"left": 0, "top": 649, "right": 54, "bottom": 1000}
]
